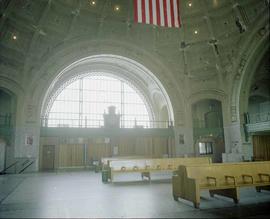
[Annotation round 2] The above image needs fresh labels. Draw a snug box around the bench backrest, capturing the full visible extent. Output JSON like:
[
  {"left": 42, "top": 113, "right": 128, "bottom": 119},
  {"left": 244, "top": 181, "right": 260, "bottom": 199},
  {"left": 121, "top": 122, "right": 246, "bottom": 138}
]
[
  {"left": 180, "top": 161, "right": 270, "bottom": 185},
  {"left": 110, "top": 157, "right": 212, "bottom": 171},
  {"left": 101, "top": 156, "right": 149, "bottom": 166}
]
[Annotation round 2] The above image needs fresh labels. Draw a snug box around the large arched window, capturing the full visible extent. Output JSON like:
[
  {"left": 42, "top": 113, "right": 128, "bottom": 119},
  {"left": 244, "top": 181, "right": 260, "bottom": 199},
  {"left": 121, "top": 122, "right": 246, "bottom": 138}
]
[{"left": 45, "top": 75, "right": 151, "bottom": 128}]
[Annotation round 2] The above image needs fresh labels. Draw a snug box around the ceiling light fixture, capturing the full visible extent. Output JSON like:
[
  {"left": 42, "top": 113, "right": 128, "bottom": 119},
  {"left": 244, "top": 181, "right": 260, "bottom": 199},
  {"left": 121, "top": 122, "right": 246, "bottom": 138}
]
[
  {"left": 114, "top": 5, "right": 120, "bottom": 11},
  {"left": 194, "top": 30, "right": 198, "bottom": 34},
  {"left": 12, "top": 35, "right": 17, "bottom": 40},
  {"left": 90, "top": 1, "right": 96, "bottom": 6},
  {"left": 188, "top": 2, "right": 192, "bottom": 7}
]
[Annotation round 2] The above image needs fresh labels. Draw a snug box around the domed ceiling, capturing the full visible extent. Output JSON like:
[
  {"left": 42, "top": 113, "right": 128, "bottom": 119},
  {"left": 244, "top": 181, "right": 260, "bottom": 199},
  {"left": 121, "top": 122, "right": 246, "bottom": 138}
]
[{"left": 0, "top": 0, "right": 269, "bottom": 95}]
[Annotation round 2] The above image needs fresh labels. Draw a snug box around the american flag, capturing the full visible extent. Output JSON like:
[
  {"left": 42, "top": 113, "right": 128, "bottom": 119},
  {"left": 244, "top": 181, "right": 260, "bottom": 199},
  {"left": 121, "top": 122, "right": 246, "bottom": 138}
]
[{"left": 134, "top": 0, "right": 181, "bottom": 28}]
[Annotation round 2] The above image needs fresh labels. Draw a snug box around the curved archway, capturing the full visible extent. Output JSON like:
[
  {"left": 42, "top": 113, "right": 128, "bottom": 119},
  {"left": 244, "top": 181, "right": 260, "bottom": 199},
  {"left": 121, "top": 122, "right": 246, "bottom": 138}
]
[
  {"left": 227, "top": 14, "right": 269, "bottom": 160},
  {"left": 230, "top": 11, "right": 269, "bottom": 123},
  {"left": 41, "top": 54, "right": 175, "bottom": 127},
  {"left": 191, "top": 98, "right": 225, "bottom": 162},
  {"left": 44, "top": 74, "right": 153, "bottom": 128},
  {"left": 238, "top": 44, "right": 269, "bottom": 122},
  {"left": 24, "top": 39, "right": 187, "bottom": 129},
  {"left": 247, "top": 51, "right": 270, "bottom": 123}
]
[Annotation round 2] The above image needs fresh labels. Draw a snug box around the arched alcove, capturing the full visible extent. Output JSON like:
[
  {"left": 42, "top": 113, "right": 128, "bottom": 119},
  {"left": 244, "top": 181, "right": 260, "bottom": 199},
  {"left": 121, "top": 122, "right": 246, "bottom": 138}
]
[
  {"left": 247, "top": 50, "right": 270, "bottom": 124},
  {"left": 246, "top": 50, "right": 270, "bottom": 161},
  {"left": 191, "top": 99, "right": 225, "bottom": 162},
  {"left": 228, "top": 13, "right": 269, "bottom": 160}
]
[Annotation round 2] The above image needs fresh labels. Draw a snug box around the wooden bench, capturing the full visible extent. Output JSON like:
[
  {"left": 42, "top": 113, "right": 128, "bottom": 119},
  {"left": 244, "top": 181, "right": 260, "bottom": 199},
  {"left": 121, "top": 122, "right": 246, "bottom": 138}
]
[
  {"left": 101, "top": 156, "right": 150, "bottom": 169},
  {"left": 108, "top": 157, "right": 212, "bottom": 182},
  {"left": 172, "top": 161, "right": 270, "bottom": 208}
]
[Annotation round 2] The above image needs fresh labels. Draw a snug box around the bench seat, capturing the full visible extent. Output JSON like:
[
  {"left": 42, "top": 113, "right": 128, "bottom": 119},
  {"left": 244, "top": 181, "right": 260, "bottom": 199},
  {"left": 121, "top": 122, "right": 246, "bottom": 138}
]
[
  {"left": 108, "top": 157, "right": 212, "bottom": 182},
  {"left": 172, "top": 161, "right": 270, "bottom": 208}
]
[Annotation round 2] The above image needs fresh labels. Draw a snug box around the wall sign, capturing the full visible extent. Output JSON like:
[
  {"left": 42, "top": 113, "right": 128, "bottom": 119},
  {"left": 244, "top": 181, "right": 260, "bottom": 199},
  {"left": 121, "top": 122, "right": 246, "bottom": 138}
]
[
  {"left": 25, "top": 135, "right": 34, "bottom": 146},
  {"left": 179, "top": 134, "right": 184, "bottom": 144}
]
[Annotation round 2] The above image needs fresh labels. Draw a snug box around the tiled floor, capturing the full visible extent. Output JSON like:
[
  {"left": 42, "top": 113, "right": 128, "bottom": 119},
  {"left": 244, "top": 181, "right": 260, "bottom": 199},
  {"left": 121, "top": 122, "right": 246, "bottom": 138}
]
[{"left": 0, "top": 170, "right": 269, "bottom": 218}]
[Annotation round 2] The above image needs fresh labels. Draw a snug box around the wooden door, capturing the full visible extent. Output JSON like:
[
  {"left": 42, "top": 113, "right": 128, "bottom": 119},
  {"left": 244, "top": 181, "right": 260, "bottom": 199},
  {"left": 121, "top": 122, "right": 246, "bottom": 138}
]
[
  {"left": 253, "top": 135, "right": 270, "bottom": 161},
  {"left": 59, "top": 144, "right": 72, "bottom": 167},
  {"left": 42, "top": 145, "right": 55, "bottom": 170}
]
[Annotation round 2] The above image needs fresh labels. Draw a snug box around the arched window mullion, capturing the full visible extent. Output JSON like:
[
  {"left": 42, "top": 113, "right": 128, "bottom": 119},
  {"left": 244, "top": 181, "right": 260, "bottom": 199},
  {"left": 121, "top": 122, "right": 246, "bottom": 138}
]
[
  {"left": 46, "top": 75, "right": 151, "bottom": 128},
  {"left": 120, "top": 80, "right": 124, "bottom": 128},
  {"left": 79, "top": 78, "right": 83, "bottom": 128}
]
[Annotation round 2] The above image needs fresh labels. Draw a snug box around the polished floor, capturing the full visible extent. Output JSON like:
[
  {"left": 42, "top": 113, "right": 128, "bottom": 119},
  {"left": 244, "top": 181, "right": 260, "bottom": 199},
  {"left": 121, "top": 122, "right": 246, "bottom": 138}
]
[{"left": 0, "top": 170, "right": 270, "bottom": 218}]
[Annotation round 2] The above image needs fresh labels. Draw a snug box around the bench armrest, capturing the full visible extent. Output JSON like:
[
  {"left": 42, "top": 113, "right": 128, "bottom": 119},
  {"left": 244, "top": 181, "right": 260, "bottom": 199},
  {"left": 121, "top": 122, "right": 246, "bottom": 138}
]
[
  {"left": 259, "top": 173, "right": 270, "bottom": 182},
  {"left": 242, "top": 174, "right": 253, "bottom": 184},
  {"left": 133, "top": 166, "right": 138, "bottom": 170},
  {"left": 121, "top": 166, "right": 126, "bottom": 171},
  {"left": 225, "top": 175, "right": 237, "bottom": 186},
  {"left": 207, "top": 176, "right": 217, "bottom": 186}
]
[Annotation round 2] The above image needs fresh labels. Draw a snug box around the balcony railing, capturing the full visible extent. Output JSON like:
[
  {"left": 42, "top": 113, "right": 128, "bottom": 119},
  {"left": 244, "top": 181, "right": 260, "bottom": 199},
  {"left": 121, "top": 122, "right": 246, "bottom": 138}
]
[
  {"left": 193, "top": 127, "right": 224, "bottom": 139},
  {"left": 41, "top": 117, "right": 174, "bottom": 129},
  {"left": 247, "top": 112, "right": 270, "bottom": 124}
]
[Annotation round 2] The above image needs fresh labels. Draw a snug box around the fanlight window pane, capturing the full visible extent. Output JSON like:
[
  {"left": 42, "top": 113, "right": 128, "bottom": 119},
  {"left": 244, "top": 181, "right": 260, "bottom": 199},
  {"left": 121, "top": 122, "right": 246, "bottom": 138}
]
[
  {"left": 47, "top": 75, "right": 150, "bottom": 128},
  {"left": 199, "top": 142, "right": 206, "bottom": 154},
  {"left": 199, "top": 142, "right": 213, "bottom": 155},
  {"left": 206, "top": 142, "right": 213, "bottom": 154}
]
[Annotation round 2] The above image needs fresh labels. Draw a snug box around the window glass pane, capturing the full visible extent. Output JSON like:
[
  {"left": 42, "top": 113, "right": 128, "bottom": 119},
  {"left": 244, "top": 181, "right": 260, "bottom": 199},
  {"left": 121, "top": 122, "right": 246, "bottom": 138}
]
[
  {"left": 206, "top": 142, "right": 213, "bottom": 154},
  {"left": 199, "top": 142, "right": 213, "bottom": 155},
  {"left": 47, "top": 75, "right": 150, "bottom": 128},
  {"left": 199, "top": 142, "right": 206, "bottom": 154}
]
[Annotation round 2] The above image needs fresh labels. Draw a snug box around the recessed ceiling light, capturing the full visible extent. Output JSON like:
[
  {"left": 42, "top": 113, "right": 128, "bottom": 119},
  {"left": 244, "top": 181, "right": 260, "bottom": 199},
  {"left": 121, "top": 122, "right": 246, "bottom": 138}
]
[
  {"left": 188, "top": 2, "right": 192, "bottom": 7},
  {"left": 114, "top": 5, "right": 120, "bottom": 11},
  {"left": 12, "top": 35, "right": 17, "bottom": 40},
  {"left": 194, "top": 30, "right": 198, "bottom": 34},
  {"left": 213, "top": 0, "right": 218, "bottom": 7},
  {"left": 90, "top": 1, "right": 96, "bottom": 6}
]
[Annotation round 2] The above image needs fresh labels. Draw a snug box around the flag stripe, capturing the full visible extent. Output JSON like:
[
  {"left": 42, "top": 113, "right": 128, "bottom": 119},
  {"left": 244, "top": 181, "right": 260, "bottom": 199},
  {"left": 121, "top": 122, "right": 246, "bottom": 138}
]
[
  {"left": 176, "top": 0, "right": 181, "bottom": 27},
  {"left": 152, "top": 0, "right": 157, "bottom": 25},
  {"left": 173, "top": 0, "right": 179, "bottom": 27},
  {"left": 137, "top": 0, "right": 142, "bottom": 23},
  {"left": 163, "top": 0, "right": 168, "bottom": 27},
  {"left": 170, "top": 0, "right": 175, "bottom": 27},
  {"left": 145, "top": 0, "right": 150, "bottom": 23},
  {"left": 156, "top": 0, "right": 161, "bottom": 26},
  {"left": 142, "top": 0, "right": 146, "bottom": 23},
  {"left": 149, "top": 0, "right": 153, "bottom": 24},
  {"left": 134, "top": 0, "right": 138, "bottom": 23},
  {"left": 166, "top": 0, "right": 171, "bottom": 27},
  {"left": 159, "top": 0, "right": 164, "bottom": 26},
  {"left": 134, "top": 0, "right": 181, "bottom": 28}
]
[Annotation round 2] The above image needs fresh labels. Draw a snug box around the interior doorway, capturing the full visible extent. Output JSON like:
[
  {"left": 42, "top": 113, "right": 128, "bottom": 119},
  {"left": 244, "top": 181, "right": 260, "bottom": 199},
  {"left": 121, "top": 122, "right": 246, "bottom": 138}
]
[
  {"left": 0, "top": 88, "right": 16, "bottom": 171},
  {"left": 192, "top": 99, "right": 225, "bottom": 162},
  {"left": 42, "top": 145, "right": 55, "bottom": 170},
  {"left": 252, "top": 135, "right": 270, "bottom": 161}
]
